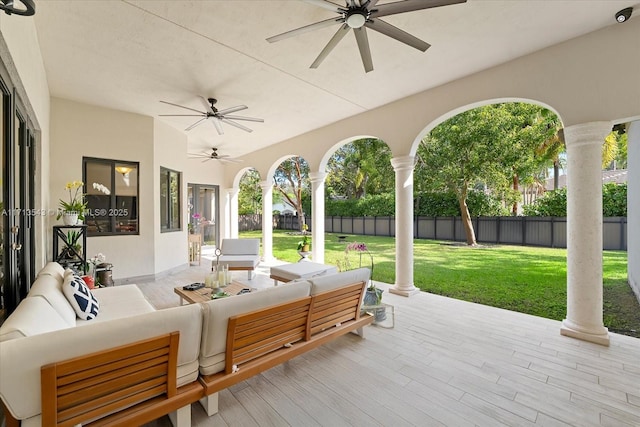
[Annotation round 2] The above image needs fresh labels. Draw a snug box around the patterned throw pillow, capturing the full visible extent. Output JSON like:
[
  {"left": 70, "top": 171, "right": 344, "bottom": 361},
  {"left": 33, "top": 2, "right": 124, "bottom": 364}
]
[{"left": 63, "top": 272, "right": 100, "bottom": 320}]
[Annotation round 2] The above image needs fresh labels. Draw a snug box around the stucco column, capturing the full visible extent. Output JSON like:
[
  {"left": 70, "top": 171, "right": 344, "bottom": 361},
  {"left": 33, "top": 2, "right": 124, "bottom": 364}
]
[
  {"left": 223, "top": 188, "right": 239, "bottom": 239},
  {"left": 560, "top": 121, "right": 612, "bottom": 346},
  {"left": 389, "top": 156, "right": 419, "bottom": 297},
  {"left": 628, "top": 120, "right": 640, "bottom": 303},
  {"left": 260, "top": 179, "right": 274, "bottom": 262},
  {"left": 309, "top": 171, "right": 327, "bottom": 264}
]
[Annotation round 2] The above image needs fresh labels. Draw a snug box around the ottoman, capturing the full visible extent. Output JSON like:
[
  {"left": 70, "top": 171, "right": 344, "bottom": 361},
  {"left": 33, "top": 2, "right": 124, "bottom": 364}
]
[{"left": 270, "top": 262, "right": 338, "bottom": 285}]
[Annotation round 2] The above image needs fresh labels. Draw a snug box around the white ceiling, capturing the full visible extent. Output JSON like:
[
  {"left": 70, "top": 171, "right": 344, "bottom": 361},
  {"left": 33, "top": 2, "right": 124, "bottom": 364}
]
[{"left": 33, "top": 0, "right": 634, "bottom": 157}]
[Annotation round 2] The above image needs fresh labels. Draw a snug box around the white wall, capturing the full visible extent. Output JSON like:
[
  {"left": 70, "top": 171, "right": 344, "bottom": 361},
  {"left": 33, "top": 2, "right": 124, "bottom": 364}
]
[
  {"left": 50, "top": 98, "right": 155, "bottom": 280},
  {"left": 153, "top": 119, "right": 189, "bottom": 274}
]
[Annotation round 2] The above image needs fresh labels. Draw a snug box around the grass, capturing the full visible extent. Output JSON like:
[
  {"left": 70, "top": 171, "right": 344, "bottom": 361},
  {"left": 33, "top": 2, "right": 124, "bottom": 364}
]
[{"left": 240, "top": 229, "right": 640, "bottom": 338}]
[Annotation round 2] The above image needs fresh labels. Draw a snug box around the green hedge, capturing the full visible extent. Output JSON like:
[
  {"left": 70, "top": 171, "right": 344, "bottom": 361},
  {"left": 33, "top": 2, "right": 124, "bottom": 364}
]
[
  {"left": 325, "top": 190, "right": 506, "bottom": 217},
  {"left": 523, "top": 183, "right": 626, "bottom": 217}
]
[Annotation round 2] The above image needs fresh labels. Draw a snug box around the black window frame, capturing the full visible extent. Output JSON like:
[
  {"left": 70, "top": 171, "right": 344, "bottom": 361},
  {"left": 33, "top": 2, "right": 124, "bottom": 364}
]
[
  {"left": 160, "top": 166, "right": 181, "bottom": 232},
  {"left": 82, "top": 157, "right": 140, "bottom": 237}
]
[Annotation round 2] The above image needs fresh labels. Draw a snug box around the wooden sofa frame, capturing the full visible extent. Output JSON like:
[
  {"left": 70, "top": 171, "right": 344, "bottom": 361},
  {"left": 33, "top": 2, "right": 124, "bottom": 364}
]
[
  {"left": 198, "top": 281, "right": 374, "bottom": 412},
  {"left": 38, "top": 331, "right": 203, "bottom": 427}
]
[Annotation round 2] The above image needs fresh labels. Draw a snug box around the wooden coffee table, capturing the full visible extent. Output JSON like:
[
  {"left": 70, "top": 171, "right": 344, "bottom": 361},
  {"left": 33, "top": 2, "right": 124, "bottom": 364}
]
[{"left": 174, "top": 282, "right": 252, "bottom": 305}]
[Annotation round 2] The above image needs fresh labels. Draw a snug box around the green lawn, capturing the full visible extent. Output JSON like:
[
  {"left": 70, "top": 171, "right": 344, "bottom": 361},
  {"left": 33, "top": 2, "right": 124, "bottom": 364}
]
[{"left": 240, "top": 230, "right": 639, "bottom": 338}]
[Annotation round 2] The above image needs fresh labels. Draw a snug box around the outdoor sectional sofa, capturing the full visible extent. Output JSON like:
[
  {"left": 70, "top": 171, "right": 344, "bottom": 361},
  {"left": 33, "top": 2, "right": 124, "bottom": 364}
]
[{"left": 0, "top": 262, "right": 372, "bottom": 426}]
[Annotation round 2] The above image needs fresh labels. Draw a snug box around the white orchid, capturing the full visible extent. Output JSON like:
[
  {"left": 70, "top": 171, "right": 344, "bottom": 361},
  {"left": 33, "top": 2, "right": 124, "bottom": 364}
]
[{"left": 92, "top": 182, "right": 111, "bottom": 195}]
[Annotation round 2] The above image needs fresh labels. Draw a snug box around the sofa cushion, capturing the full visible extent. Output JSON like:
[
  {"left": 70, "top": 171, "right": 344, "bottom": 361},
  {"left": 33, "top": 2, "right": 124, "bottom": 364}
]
[
  {"left": 199, "top": 281, "right": 311, "bottom": 375},
  {"left": 218, "top": 254, "right": 260, "bottom": 269},
  {"left": 62, "top": 271, "right": 100, "bottom": 320},
  {"left": 77, "top": 285, "right": 155, "bottom": 325},
  {"left": 270, "top": 262, "right": 338, "bottom": 282},
  {"left": 27, "top": 274, "right": 76, "bottom": 326},
  {"left": 308, "top": 267, "right": 370, "bottom": 295},
  {"left": 220, "top": 238, "right": 260, "bottom": 255},
  {"left": 0, "top": 297, "right": 72, "bottom": 342},
  {"left": 0, "top": 303, "right": 202, "bottom": 421},
  {"left": 36, "top": 262, "right": 65, "bottom": 281}
]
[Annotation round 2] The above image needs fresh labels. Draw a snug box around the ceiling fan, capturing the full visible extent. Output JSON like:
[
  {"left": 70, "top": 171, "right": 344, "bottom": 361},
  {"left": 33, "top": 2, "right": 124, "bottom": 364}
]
[
  {"left": 188, "top": 147, "right": 243, "bottom": 164},
  {"left": 159, "top": 96, "right": 264, "bottom": 135},
  {"left": 267, "top": 0, "right": 467, "bottom": 73}
]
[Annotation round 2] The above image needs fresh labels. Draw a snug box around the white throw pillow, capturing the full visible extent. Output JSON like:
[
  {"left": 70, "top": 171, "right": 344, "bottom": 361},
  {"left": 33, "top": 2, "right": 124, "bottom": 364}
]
[{"left": 63, "top": 271, "right": 100, "bottom": 320}]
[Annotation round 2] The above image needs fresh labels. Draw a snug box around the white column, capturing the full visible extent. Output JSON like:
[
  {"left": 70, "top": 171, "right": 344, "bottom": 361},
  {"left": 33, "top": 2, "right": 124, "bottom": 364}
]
[
  {"left": 560, "top": 121, "right": 612, "bottom": 346},
  {"left": 626, "top": 120, "right": 640, "bottom": 303},
  {"left": 220, "top": 189, "right": 231, "bottom": 240},
  {"left": 389, "top": 156, "right": 419, "bottom": 297},
  {"left": 309, "top": 171, "right": 327, "bottom": 264},
  {"left": 260, "top": 179, "right": 274, "bottom": 263},
  {"left": 228, "top": 187, "right": 239, "bottom": 239}
]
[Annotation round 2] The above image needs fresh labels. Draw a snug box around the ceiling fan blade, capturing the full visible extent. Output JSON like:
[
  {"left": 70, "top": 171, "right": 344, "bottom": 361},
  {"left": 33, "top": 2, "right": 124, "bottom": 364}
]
[
  {"left": 365, "top": 19, "right": 430, "bottom": 52},
  {"left": 302, "top": 0, "right": 346, "bottom": 13},
  {"left": 185, "top": 117, "right": 208, "bottom": 132},
  {"left": 311, "top": 23, "right": 350, "bottom": 69},
  {"left": 202, "top": 158, "right": 213, "bottom": 163},
  {"left": 222, "top": 115, "right": 264, "bottom": 123},
  {"left": 188, "top": 153, "right": 209, "bottom": 158},
  {"left": 363, "top": 0, "right": 380, "bottom": 8},
  {"left": 216, "top": 105, "right": 248, "bottom": 115},
  {"left": 267, "top": 17, "right": 342, "bottom": 43},
  {"left": 159, "top": 114, "right": 205, "bottom": 117},
  {"left": 220, "top": 158, "right": 243, "bottom": 164},
  {"left": 354, "top": 27, "right": 373, "bottom": 73},
  {"left": 198, "top": 96, "right": 215, "bottom": 114},
  {"left": 212, "top": 118, "right": 224, "bottom": 135},
  {"left": 372, "top": 0, "right": 466, "bottom": 18},
  {"left": 185, "top": 117, "right": 207, "bottom": 131},
  {"left": 160, "top": 100, "right": 206, "bottom": 115},
  {"left": 221, "top": 118, "right": 253, "bottom": 133}
]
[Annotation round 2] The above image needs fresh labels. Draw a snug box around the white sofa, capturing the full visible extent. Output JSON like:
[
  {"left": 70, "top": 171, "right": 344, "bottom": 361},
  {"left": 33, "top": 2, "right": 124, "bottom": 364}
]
[
  {"left": 0, "top": 262, "right": 371, "bottom": 424},
  {"left": 0, "top": 262, "right": 203, "bottom": 427},
  {"left": 217, "top": 238, "right": 261, "bottom": 279}
]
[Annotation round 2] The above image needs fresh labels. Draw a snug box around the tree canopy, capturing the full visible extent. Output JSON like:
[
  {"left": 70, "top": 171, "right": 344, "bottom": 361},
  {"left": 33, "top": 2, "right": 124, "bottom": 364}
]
[{"left": 416, "top": 103, "right": 561, "bottom": 244}]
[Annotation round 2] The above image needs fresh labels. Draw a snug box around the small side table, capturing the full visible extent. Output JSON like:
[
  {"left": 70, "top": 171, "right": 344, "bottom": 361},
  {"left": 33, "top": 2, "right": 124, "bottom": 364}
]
[
  {"left": 361, "top": 302, "right": 395, "bottom": 328},
  {"left": 297, "top": 251, "right": 311, "bottom": 262},
  {"left": 188, "top": 233, "right": 202, "bottom": 265}
]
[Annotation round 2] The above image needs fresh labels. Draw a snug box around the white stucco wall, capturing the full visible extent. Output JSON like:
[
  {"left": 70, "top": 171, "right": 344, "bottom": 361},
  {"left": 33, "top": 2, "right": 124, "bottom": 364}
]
[
  {"left": 50, "top": 98, "right": 155, "bottom": 280},
  {"left": 0, "top": 14, "right": 50, "bottom": 270},
  {"left": 153, "top": 119, "right": 189, "bottom": 274},
  {"left": 628, "top": 121, "right": 640, "bottom": 302}
]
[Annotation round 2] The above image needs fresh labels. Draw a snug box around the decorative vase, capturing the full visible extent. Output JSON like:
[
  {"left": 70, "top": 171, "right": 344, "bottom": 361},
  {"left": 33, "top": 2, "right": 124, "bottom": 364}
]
[
  {"left": 62, "top": 212, "right": 79, "bottom": 225},
  {"left": 363, "top": 288, "right": 386, "bottom": 322}
]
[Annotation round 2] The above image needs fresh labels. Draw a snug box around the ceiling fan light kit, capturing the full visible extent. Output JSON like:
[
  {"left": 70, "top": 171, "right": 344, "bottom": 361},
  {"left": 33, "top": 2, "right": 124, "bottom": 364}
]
[
  {"left": 159, "top": 96, "right": 263, "bottom": 135},
  {"left": 267, "top": 0, "right": 467, "bottom": 72}
]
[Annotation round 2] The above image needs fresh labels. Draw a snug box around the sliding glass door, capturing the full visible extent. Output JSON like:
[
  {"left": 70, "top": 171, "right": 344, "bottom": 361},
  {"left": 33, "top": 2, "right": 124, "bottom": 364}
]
[
  {"left": 1, "top": 72, "right": 37, "bottom": 317},
  {"left": 188, "top": 184, "right": 219, "bottom": 246}
]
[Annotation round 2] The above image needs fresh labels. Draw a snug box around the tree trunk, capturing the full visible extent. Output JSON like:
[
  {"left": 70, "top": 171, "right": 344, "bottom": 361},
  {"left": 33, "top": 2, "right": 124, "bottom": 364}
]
[
  {"left": 458, "top": 196, "right": 477, "bottom": 246},
  {"left": 512, "top": 173, "right": 519, "bottom": 215},
  {"left": 553, "top": 160, "right": 559, "bottom": 190}
]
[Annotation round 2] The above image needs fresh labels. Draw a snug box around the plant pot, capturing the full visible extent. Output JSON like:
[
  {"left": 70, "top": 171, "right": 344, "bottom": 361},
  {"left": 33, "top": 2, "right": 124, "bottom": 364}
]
[
  {"left": 62, "top": 212, "right": 79, "bottom": 225},
  {"left": 300, "top": 244, "right": 310, "bottom": 252},
  {"left": 363, "top": 288, "right": 386, "bottom": 322}
]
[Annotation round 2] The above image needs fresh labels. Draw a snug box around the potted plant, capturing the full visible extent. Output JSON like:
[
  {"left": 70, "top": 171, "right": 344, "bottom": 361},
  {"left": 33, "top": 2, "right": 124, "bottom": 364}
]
[
  {"left": 297, "top": 234, "right": 311, "bottom": 252},
  {"left": 341, "top": 242, "right": 386, "bottom": 320},
  {"left": 56, "top": 180, "right": 87, "bottom": 225}
]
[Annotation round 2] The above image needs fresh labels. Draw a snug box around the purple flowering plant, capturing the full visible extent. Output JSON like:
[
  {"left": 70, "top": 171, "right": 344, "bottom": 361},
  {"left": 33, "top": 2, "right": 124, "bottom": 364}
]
[{"left": 341, "top": 241, "right": 379, "bottom": 296}]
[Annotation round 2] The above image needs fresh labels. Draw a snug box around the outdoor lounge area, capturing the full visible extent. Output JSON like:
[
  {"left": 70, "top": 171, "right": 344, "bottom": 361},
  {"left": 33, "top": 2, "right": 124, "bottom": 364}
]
[
  {"left": 135, "top": 264, "right": 640, "bottom": 426},
  {"left": 1, "top": 1, "right": 640, "bottom": 426}
]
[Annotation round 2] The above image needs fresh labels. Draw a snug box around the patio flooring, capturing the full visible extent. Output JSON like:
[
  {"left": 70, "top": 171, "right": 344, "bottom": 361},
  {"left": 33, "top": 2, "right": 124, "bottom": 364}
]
[{"left": 139, "top": 254, "right": 640, "bottom": 426}]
